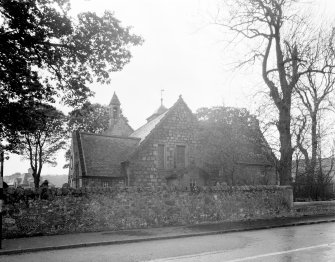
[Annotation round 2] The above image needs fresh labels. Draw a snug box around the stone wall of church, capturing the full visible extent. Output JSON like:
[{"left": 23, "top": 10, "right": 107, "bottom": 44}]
[
  {"left": 82, "top": 177, "right": 125, "bottom": 187},
  {"left": 104, "top": 117, "right": 133, "bottom": 137},
  {"left": 129, "top": 101, "right": 200, "bottom": 187}
]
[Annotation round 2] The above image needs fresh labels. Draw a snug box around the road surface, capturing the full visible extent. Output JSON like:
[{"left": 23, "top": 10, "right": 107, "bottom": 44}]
[{"left": 2, "top": 222, "right": 335, "bottom": 262}]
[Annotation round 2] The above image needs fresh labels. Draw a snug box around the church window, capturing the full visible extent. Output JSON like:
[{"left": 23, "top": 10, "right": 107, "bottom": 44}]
[
  {"left": 176, "top": 145, "right": 186, "bottom": 169},
  {"left": 157, "top": 144, "right": 165, "bottom": 169}
]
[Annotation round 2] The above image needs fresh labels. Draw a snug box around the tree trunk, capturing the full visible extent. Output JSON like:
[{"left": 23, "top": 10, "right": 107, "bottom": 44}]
[
  {"left": 34, "top": 173, "right": 40, "bottom": 189},
  {"left": 310, "top": 112, "right": 318, "bottom": 177},
  {"left": 277, "top": 106, "right": 293, "bottom": 185}
]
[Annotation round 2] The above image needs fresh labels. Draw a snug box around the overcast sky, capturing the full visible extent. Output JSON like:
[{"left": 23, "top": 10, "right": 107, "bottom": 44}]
[{"left": 5, "top": 0, "right": 335, "bottom": 176}]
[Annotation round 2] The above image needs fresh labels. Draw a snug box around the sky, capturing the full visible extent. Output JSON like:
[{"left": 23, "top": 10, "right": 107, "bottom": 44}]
[{"left": 4, "top": 0, "right": 335, "bottom": 176}]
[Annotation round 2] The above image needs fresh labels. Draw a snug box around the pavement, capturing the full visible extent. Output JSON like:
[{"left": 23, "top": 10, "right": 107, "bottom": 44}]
[{"left": 1, "top": 213, "right": 335, "bottom": 256}]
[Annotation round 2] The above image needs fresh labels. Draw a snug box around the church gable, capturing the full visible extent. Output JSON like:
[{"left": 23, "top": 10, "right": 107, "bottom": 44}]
[
  {"left": 146, "top": 96, "right": 198, "bottom": 170},
  {"left": 130, "top": 96, "right": 196, "bottom": 147},
  {"left": 105, "top": 116, "right": 133, "bottom": 137},
  {"left": 158, "top": 96, "right": 197, "bottom": 132},
  {"left": 128, "top": 96, "right": 199, "bottom": 186}
]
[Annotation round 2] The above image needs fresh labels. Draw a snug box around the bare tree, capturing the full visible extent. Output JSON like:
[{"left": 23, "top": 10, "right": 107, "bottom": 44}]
[
  {"left": 295, "top": 29, "right": 335, "bottom": 179},
  {"left": 215, "top": 0, "right": 334, "bottom": 185}
]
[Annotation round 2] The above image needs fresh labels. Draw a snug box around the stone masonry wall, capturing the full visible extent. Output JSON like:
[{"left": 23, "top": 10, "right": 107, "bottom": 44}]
[
  {"left": 2, "top": 186, "right": 293, "bottom": 239},
  {"left": 104, "top": 117, "right": 133, "bottom": 137},
  {"left": 130, "top": 100, "right": 199, "bottom": 187}
]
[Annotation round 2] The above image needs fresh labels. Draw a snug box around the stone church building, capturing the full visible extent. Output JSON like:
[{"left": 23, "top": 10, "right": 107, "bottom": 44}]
[{"left": 68, "top": 93, "right": 277, "bottom": 188}]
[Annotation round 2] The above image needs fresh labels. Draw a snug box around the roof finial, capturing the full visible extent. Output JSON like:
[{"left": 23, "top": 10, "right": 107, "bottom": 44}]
[{"left": 160, "top": 89, "right": 165, "bottom": 106}]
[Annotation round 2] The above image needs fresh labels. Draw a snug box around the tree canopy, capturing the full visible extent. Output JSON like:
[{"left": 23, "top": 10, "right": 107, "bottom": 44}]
[
  {"left": 10, "top": 104, "right": 67, "bottom": 188},
  {"left": 0, "top": 0, "right": 143, "bottom": 149},
  {"left": 196, "top": 106, "right": 275, "bottom": 185},
  {"left": 67, "top": 102, "right": 110, "bottom": 134}
]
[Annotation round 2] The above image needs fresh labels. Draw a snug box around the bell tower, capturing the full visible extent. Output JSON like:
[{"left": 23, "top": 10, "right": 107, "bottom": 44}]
[
  {"left": 109, "top": 92, "right": 121, "bottom": 128},
  {"left": 105, "top": 92, "right": 133, "bottom": 136}
]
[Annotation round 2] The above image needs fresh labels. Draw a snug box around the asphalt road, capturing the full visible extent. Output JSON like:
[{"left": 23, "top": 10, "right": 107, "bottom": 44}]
[{"left": 2, "top": 222, "right": 335, "bottom": 262}]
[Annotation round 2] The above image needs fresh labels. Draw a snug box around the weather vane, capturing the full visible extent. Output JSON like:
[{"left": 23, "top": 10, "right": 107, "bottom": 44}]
[{"left": 160, "top": 89, "right": 164, "bottom": 106}]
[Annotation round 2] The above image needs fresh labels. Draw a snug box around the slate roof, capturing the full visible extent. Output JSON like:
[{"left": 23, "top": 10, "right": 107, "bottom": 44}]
[
  {"left": 76, "top": 99, "right": 175, "bottom": 178},
  {"left": 79, "top": 133, "right": 140, "bottom": 177},
  {"left": 130, "top": 109, "right": 169, "bottom": 143}
]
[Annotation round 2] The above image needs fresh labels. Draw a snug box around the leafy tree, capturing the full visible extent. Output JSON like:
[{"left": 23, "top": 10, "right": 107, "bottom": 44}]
[
  {"left": 196, "top": 107, "right": 275, "bottom": 185},
  {"left": 67, "top": 102, "right": 110, "bottom": 134},
  {"left": 7, "top": 104, "right": 67, "bottom": 188},
  {"left": 0, "top": 0, "right": 143, "bottom": 149}
]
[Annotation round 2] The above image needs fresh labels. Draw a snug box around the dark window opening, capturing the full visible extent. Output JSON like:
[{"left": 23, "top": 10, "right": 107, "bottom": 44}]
[
  {"left": 158, "top": 144, "right": 165, "bottom": 169},
  {"left": 113, "top": 107, "right": 118, "bottom": 119},
  {"left": 176, "top": 145, "right": 186, "bottom": 169}
]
